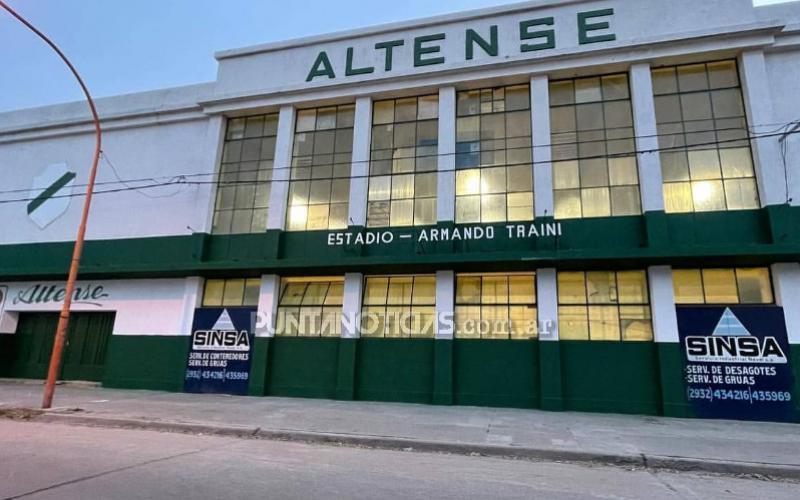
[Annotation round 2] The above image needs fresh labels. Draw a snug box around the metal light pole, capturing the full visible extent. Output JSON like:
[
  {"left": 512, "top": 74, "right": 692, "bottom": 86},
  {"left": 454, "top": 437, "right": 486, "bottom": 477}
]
[{"left": 0, "top": 1, "right": 103, "bottom": 409}]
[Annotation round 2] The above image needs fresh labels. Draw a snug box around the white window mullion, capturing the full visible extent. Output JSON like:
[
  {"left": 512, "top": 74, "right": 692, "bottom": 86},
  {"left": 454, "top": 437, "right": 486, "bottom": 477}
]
[
  {"left": 348, "top": 97, "right": 372, "bottom": 227},
  {"left": 630, "top": 63, "right": 665, "bottom": 213},
  {"left": 437, "top": 87, "right": 456, "bottom": 222},
  {"left": 267, "top": 106, "right": 296, "bottom": 230},
  {"left": 531, "top": 76, "right": 553, "bottom": 218}
]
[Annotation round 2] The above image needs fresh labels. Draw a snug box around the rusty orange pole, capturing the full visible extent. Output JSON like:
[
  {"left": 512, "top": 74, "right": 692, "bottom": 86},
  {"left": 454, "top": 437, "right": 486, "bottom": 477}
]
[{"left": 0, "top": 1, "right": 103, "bottom": 408}]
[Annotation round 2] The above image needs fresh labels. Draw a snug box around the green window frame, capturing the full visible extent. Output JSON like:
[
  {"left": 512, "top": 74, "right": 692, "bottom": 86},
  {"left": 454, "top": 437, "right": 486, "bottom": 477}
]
[
  {"left": 455, "top": 84, "right": 534, "bottom": 223},
  {"left": 287, "top": 104, "right": 354, "bottom": 231},
  {"left": 202, "top": 278, "right": 261, "bottom": 307},
  {"left": 673, "top": 268, "right": 773, "bottom": 305},
  {"left": 455, "top": 273, "right": 538, "bottom": 339},
  {"left": 213, "top": 114, "right": 278, "bottom": 234},
  {"left": 557, "top": 270, "right": 653, "bottom": 341},
  {"left": 652, "top": 60, "right": 759, "bottom": 213},
  {"left": 276, "top": 278, "right": 344, "bottom": 337},
  {"left": 368, "top": 94, "right": 439, "bottom": 228},
  {"left": 361, "top": 275, "right": 436, "bottom": 338},
  {"left": 549, "top": 73, "right": 641, "bottom": 219}
]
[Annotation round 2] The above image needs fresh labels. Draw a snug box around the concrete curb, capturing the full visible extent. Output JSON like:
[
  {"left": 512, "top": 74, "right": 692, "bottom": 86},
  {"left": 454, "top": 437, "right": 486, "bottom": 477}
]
[{"left": 34, "top": 412, "right": 800, "bottom": 480}]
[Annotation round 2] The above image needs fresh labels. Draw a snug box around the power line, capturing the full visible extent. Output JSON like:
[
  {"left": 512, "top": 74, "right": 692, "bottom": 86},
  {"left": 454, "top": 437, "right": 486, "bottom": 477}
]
[{"left": 2, "top": 127, "right": 799, "bottom": 206}]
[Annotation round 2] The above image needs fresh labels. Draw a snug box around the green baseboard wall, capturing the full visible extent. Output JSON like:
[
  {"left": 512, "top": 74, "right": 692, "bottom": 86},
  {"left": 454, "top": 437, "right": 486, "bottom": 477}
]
[
  {"left": 355, "top": 338, "right": 435, "bottom": 404},
  {"left": 266, "top": 337, "right": 340, "bottom": 399},
  {"left": 102, "top": 335, "right": 190, "bottom": 392}
]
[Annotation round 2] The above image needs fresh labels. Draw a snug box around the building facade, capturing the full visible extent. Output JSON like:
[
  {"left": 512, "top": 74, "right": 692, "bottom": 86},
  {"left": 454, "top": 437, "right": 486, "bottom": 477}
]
[{"left": 1, "top": 0, "right": 800, "bottom": 421}]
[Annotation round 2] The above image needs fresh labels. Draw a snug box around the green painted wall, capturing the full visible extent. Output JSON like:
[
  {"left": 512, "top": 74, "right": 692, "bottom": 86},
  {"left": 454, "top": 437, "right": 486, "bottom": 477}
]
[
  {"left": 657, "top": 342, "right": 693, "bottom": 418},
  {"left": 355, "top": 338, "right": 435, "bottom": 404},
  {"left": 559, "top": 341, "right": 662, "bottom": 415},
  {"left": 1, "top": 207, "right": 798, "bottom": 281},
  {"left": 102, "top": 335, "right": 190, "bottom": 392},
  {"left": 792, "top": 345, "right": 800, "bottom": 419},
  {"left": 266, "top": 337, "right": 340, "bottom": 399},
  {"left": 453, "top": 339, "right": 539, "bottom": 408}
]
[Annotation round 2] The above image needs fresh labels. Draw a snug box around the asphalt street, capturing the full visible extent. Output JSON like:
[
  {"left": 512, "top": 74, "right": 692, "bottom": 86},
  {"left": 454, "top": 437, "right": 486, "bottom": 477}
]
[{"left": 0, "top": 420, "right": 797, "bottom": 499}]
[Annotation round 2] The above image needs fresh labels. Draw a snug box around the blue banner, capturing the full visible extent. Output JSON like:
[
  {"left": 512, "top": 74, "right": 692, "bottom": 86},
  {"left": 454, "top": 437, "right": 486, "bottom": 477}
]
[
  {"left": 677, "top": 306, "right": 795, "bottom": 423},
  {"left": 184, "top": 307, "right": 256, "bottom": 395}
]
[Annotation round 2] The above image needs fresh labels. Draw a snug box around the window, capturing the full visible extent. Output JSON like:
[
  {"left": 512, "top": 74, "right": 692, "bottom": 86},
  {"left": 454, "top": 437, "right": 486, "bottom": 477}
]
[
  {"left": 550, "top": 74, "right": 641, "bottom": 219},
  {"left": 287, "top": 105, "right": 354, "bottom": 231},
  {"left": 213, "top": 114, "right": 278, "bottom": 234},
  {"left": 368, "top": 95, "right": 438, "bottom": 227},
  {"left": 361, "top": 275, "right": 436, "bottom": 338},
  {"left": 202, "top": 278, "right": 260, "bottom": 307},
  {"left": 455, "top": 273, "right": 537, "bottom": 339},
  {"left": 652, "top": 61, "right": 759, "bottom": 213},
  {"left": 673, "top": 268, "right": 773, "bottom": 304},
  {"left": 276, "top": 278, "right": 344, "bottom": 336},
  {"left": 455, "top": 85, "right": 533, "bottom": 223},
  {"left": 557, "top": 271, "right": 652, "bottom": 341}
]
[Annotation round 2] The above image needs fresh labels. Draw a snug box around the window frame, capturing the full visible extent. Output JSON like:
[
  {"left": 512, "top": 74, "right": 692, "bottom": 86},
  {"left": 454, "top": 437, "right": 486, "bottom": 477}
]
[
  {"left": 202, "top": 278, "right": 261, "bottom": 307},
  {"left": 275, "top": 277, "right": 345, "bottom": 337},
  {"left": 672, "top": 267, "right": 775, "bottom": 305},
  {"left": 360, "top": 275, "right": 436, "bottom": 338},
  {"left": 454, "top": 272, "right": 538, "bottom": 340}
]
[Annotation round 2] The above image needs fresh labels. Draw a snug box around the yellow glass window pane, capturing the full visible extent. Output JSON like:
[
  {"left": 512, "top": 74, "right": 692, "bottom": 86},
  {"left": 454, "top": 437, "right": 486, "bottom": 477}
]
[
  {"left": 329, "top": 203, "right": 348, "bottom": 229},
  {"left": 301, "top": 283, "right": 329, "bottom": 305},
  {"left": 677, "top": 64, "right": 709, "bottom": 92},
  {"left": 559, "top": 306, "right": 589, "bottom": 340},
  {"left": 481, "top": 167, "right": 506, "bottom": 194},
  {"left": 586, "top": 271, "right": 617, "bottom": 304},
  {"left": 243, "top": 279, "right": 261, "bottom": 306},
  {"left": 707, "top": 61, "right": 738, "bottom": 89},
  {"left": 724, "top": 178, "right": 759, "bottom": 210},
  {"left": 509, "top": 305, "right": 537, "bottom": 339},
  {"left": 588, "top": 306, "right": 620, "bottom": 341},
  {"left": 480, "top": 194, "right": 506, "bottom": 223},
  {"left": 287, "top": 205, "right": 308, "bottom": 231},
  {"left": 456, "top": 195, "right": 481, "bottom": 223},
  {"left": 702, "top": 269, "right": 739, "bottom": 304},
  {"left": 456, "top": 169, "right": 480, "bottom": 195},
  {"left": 692, "top": 180, "right": 726, "bottom": 212},
  {"left": 368, "top": 176, "right": 391, "bottom": 201},
  {"left": 554, "top": 189, "right": 581, "bottom": 219},
  {"left": 391, "top": 174, "right": 415, "bottom": 199},
  {"left": 620, "top": 306, "right": 653, "bottom": 341},
  {"left": 222, "top": 279, "right": 245, "bottom": 306},
  {"left": 688, "top": 150, "right": 721, "bottom": 180},
  {"left": 581, "top": 187, "right": 611, "bottom": 218},
  {"left": 418, "top": 95, "right": 439, "bottom": 120},
  {"left": 663, "top": 182, "right": 694, "bottom": 213},
  {"left": 276, "top": 307, "right": 300, "bottom": 336},
  {"left": 385, "top": 306, "right": 408, "bottom": 338},
  {"left": 481, "top": 276, "right": 508, "bottom": 305},
  {"left": 558, "top": 272, "right": 586, "bottom": 304},
  {"left": 672, "top": 270, "right": 704, "bottom": 304},
  {"left": 390, "top": 199, "right": 414, "bottom": 227},
  {"left": 387, "top": 277, "right": 413, "bottom": 305},
  {"left": 483, "top": 305, "right": 510, "bottom": 339},
  {"left": 296, "top": 109, "right": 316, "bottom": 132},
  {"left": 412, "top": 276, "right": 436, "bottom": 305},
  {"left": 617, "top": 271, "right": 648, "bottom": 304},
  {"left": 735, "top": 268, "right": 773, "bottom": 304},
  {"left": 280, "top": 282, "right": 306, "bottom": 306},
  {"left": 411, "top": 306, "right": 436, "bottom": 338},
  {"left": 719, "top": 148, "right": 754, "bottom": 179},
  {"left": 456, "top": 276, "right": 481, "bottom": 304},
  {"left": 455, "top": 305, "right": 481, "bottom": 338},
  {"left": 203, "top": 279, "right": 225, "bottom": 307},
  {"left": 363, "top": 277, "right": 389, "bottom": 305},
  {"left": 507, "top": 192, "right": 534, "bottom": 222},
  {"left": 306, "top": 204, "right": 330, "bottom": 230},
  {"left": 298, "top": 308, "right": 322, "bottom": 336},
  {"left": 553, "top": 161, "right": 579, "bottom": 189},
  {"left": 361, "top": 306, "right": 385, "bottom": 337},
  {"left": 320, "top": 308, "right": 341, "bottom": 337},
  {"left": 414, "top": 198, "right": 436, "bottom": 226},
  {"left": 610, "top": 186, "right": 641, "bottom": 216},
  {"left": 508, "top": 275, "right": 535, "bottom": 304},
  {"left": 325, "top": 282, "right": 345, "bottom": 306},
  {"left": 608, "top": 157, "right": 638, "bottom": 186}
]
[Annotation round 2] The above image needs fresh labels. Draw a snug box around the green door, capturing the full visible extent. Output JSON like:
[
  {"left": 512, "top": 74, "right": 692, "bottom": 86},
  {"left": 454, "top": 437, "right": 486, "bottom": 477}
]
[{"left": 6, "top": 312, "right": 115, "bottom": 382}]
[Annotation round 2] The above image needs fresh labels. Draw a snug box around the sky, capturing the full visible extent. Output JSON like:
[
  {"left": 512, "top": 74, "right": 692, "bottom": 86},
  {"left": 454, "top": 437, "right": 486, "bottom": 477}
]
[{"left": 0, "top": 0, "right": 792, "bottom": 112}]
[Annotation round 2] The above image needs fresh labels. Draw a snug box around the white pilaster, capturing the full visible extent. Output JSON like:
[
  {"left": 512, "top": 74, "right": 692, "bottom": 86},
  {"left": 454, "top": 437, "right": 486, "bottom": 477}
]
[
  {"left": 531, "top": 76, "right": 553, "bottom": 217},
  {"left": 771, "top": 263, "right": 800, "bottom": 344},
  {"left": 536, "top": 268, "right": 558, "bottom": 340},
  {"left": 435, "top": 270, "right": 454, "bottom": 339},
  {"left": 267, "top": 106, "right": 296, "bottom": 230},
  {"left": 256, "top": 274, "right": 281, "bottom": 337},
  {"left": 648, "top": 265, "right": 679, "bottom": 343},
  {"left": 179, "top": 277, "right": 204, "bottom": 335},
  {"left": 199, "top": 115, "right": 226, "bottom": 233},
  {"left": 630, "top": 63, "right": 665, "bottom": 213},
  {"left": 437, "top": 87, "right": 456, "bottom": 222},
  {"left": 739, "top": 50, "right": 786, "bottom": 207},
  {"left": 348, "top": 97, "right": 372, "bottom": 227},
  {"left": 342, "top": 272, "right": 364, "bottom": 338}
]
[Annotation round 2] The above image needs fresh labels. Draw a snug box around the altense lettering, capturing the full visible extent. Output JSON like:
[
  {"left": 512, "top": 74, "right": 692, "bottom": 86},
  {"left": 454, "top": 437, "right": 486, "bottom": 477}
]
[{"left": 307, "top": 9, "right": 615, "bottom": 81}]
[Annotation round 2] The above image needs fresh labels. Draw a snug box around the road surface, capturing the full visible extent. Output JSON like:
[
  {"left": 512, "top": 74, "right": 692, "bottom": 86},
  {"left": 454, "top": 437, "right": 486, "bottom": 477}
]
[{"left": 0, "top": 420, "right": 796, "bottom": 499}]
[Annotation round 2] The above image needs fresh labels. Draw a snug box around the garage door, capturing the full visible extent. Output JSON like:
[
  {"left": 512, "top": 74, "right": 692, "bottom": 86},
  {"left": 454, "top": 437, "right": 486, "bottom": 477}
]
[{"left": 4, "top": 312, "right": 115, "bottom": 382}]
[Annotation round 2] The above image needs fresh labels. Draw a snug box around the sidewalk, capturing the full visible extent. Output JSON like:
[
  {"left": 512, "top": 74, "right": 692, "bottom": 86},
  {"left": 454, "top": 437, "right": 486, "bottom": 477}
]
[{"left": 2, "top": 380, "right": 799, "bottom": 479}]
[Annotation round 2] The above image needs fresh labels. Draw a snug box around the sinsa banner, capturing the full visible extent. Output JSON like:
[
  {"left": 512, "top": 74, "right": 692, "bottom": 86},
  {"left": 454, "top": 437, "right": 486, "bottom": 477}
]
[
  {"left": 184, "top": 307, "right": 256, "bottom": 395},
  {"left": 677, "top": 306, "right": 796, "bottom": 423}
]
